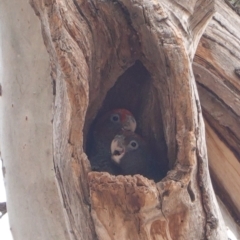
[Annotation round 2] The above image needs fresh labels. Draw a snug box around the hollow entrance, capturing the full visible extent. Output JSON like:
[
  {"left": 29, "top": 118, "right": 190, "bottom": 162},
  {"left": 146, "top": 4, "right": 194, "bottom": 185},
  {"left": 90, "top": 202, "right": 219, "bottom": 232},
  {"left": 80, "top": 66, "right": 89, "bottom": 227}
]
[{"left": 86, "top": 61, "right": 169, "bottom": 180}]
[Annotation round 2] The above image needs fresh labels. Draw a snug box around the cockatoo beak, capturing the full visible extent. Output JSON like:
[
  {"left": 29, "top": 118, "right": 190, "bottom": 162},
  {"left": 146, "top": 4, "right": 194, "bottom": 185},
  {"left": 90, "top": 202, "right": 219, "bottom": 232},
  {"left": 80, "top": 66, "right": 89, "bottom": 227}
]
[
  {"left": 111, "top": 135, "right": 125, "bottom": 164},
  {"left": 122, "top": 115, "right": 136, "bottom": 132}
]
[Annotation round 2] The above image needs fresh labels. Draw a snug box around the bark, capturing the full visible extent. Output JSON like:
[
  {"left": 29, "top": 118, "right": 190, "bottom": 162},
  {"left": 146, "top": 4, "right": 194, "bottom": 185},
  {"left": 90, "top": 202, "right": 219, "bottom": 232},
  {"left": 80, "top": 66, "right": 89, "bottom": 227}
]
[
  {"left": 1, "top": 0, "right": 239, "bottom": 239},
  {"left": 28, "top": 0, "right": 230, "bottom": 239},
  {"left": 194, "top": 0, "right": 240, "bottom": 224}
]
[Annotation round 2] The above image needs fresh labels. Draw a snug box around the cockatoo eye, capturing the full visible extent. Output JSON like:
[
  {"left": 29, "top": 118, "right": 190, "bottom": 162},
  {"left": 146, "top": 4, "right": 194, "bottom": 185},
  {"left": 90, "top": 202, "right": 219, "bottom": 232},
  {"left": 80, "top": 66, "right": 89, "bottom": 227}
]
[
  {"left": 110, "top": 114, "right": 120, "bottom": 122},
  {"left": 129, "top": 140, "right": 138, "bottom": 149}
]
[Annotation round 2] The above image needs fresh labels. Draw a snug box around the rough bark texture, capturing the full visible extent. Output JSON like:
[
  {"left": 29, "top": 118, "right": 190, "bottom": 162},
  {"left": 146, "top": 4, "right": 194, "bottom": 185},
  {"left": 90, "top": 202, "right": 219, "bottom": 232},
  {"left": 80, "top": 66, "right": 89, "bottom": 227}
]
[
  {"left": 194, "top": 0, "right": 240, "bottom": 225},
  {"left": 7, "top": 0, "right": 237, "bottom": 239}
]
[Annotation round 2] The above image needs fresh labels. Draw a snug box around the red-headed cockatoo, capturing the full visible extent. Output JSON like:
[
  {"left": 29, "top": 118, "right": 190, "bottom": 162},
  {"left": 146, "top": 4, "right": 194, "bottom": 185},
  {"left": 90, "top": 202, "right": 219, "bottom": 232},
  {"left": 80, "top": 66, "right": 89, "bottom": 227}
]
[{"left": 88, "top": 109, "right": 137, "bottom": 174}]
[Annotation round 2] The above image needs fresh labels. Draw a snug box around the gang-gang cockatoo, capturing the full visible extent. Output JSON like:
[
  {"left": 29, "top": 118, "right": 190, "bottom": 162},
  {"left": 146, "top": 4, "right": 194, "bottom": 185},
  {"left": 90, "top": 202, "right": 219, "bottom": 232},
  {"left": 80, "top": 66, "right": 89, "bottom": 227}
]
[
  {"left": 110, "top": 130, "right": 162, "bottom": 182},
  {"left": 88, "top": 109, "right": 137, "bottom": 174}
]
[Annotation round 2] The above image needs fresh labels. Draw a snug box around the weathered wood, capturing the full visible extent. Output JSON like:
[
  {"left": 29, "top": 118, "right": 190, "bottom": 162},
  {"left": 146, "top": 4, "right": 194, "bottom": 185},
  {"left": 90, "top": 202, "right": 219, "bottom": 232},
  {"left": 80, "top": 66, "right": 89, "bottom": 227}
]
[
  {"left": 205, "top": 121, "right": 240, "bottom": 222},
  {"left": 28, "top": 0, "right": 238, "bottom": 239},
  {"left": 194, "top": 1, "right": 240, "bottom": 224}
]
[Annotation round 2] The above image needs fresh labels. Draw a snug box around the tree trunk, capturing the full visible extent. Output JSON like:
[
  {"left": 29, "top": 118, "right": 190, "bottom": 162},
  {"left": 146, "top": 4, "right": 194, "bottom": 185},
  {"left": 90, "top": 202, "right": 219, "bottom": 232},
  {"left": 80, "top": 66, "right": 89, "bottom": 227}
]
[
  {"left": 0, "top": 1, "right": 71, "bottom": 239},
  {"left": 1, "top": 0, "right": 239, "bottom": 239},
  {"left": 194, "top": 1, "right": 240, "bottom": 225}
]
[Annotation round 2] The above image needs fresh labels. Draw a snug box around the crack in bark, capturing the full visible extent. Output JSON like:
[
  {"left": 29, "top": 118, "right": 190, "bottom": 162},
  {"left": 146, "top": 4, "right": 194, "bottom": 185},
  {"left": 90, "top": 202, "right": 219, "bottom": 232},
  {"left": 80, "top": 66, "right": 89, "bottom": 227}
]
[
  {"left": 203, "top": 110, "right": 240, "bottom": 163},
  {"left": 196, "top": 147, "right": 219, "bottom": 239},
  {"left": 224, "top": 0, "right": 240, "bottom": 15},
  {"left": 187, "top": 181, "right": 196, "bottom": 202},
  {"left": 234, "top": 68, "right": 240, "bottom": 77},
  {"left": 202, "top": 33, "right": 240, "bottom": 61},
  {"left": 55, "top": 166, "right": 79, "bottom": 240},
  {"left": 52, "top": 79, "right": 56, "bottom": 95},
  {"left": 72, "top": 0, "right": 93, "bottom": 34},
  {"left": 114, "top": 0, "right": 134, "bottom": 26},
  {"left": 212, "top": 15, "right": 240, "bottom": 42},
  {"left": 195, "top": 98, "right": 219, "bottom": 239},
  {"left": 114, "top": 0, "right": 142, "bottom": 44},
  {"left": 194, "top": 56, "right": 238, "bottom": 90},
  {"left": 197, "top": 81, "right": 240, "bottom": 118},
  {"left": 141, "top": 5, "right": 149, "bottom": 26}
]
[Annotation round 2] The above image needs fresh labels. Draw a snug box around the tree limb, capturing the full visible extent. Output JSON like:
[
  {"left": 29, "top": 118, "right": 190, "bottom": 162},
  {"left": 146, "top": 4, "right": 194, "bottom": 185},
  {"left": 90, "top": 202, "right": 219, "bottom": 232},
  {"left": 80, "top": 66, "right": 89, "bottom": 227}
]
[{"left": 0, "top": 202, "right": 7, "bottom": 218}]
